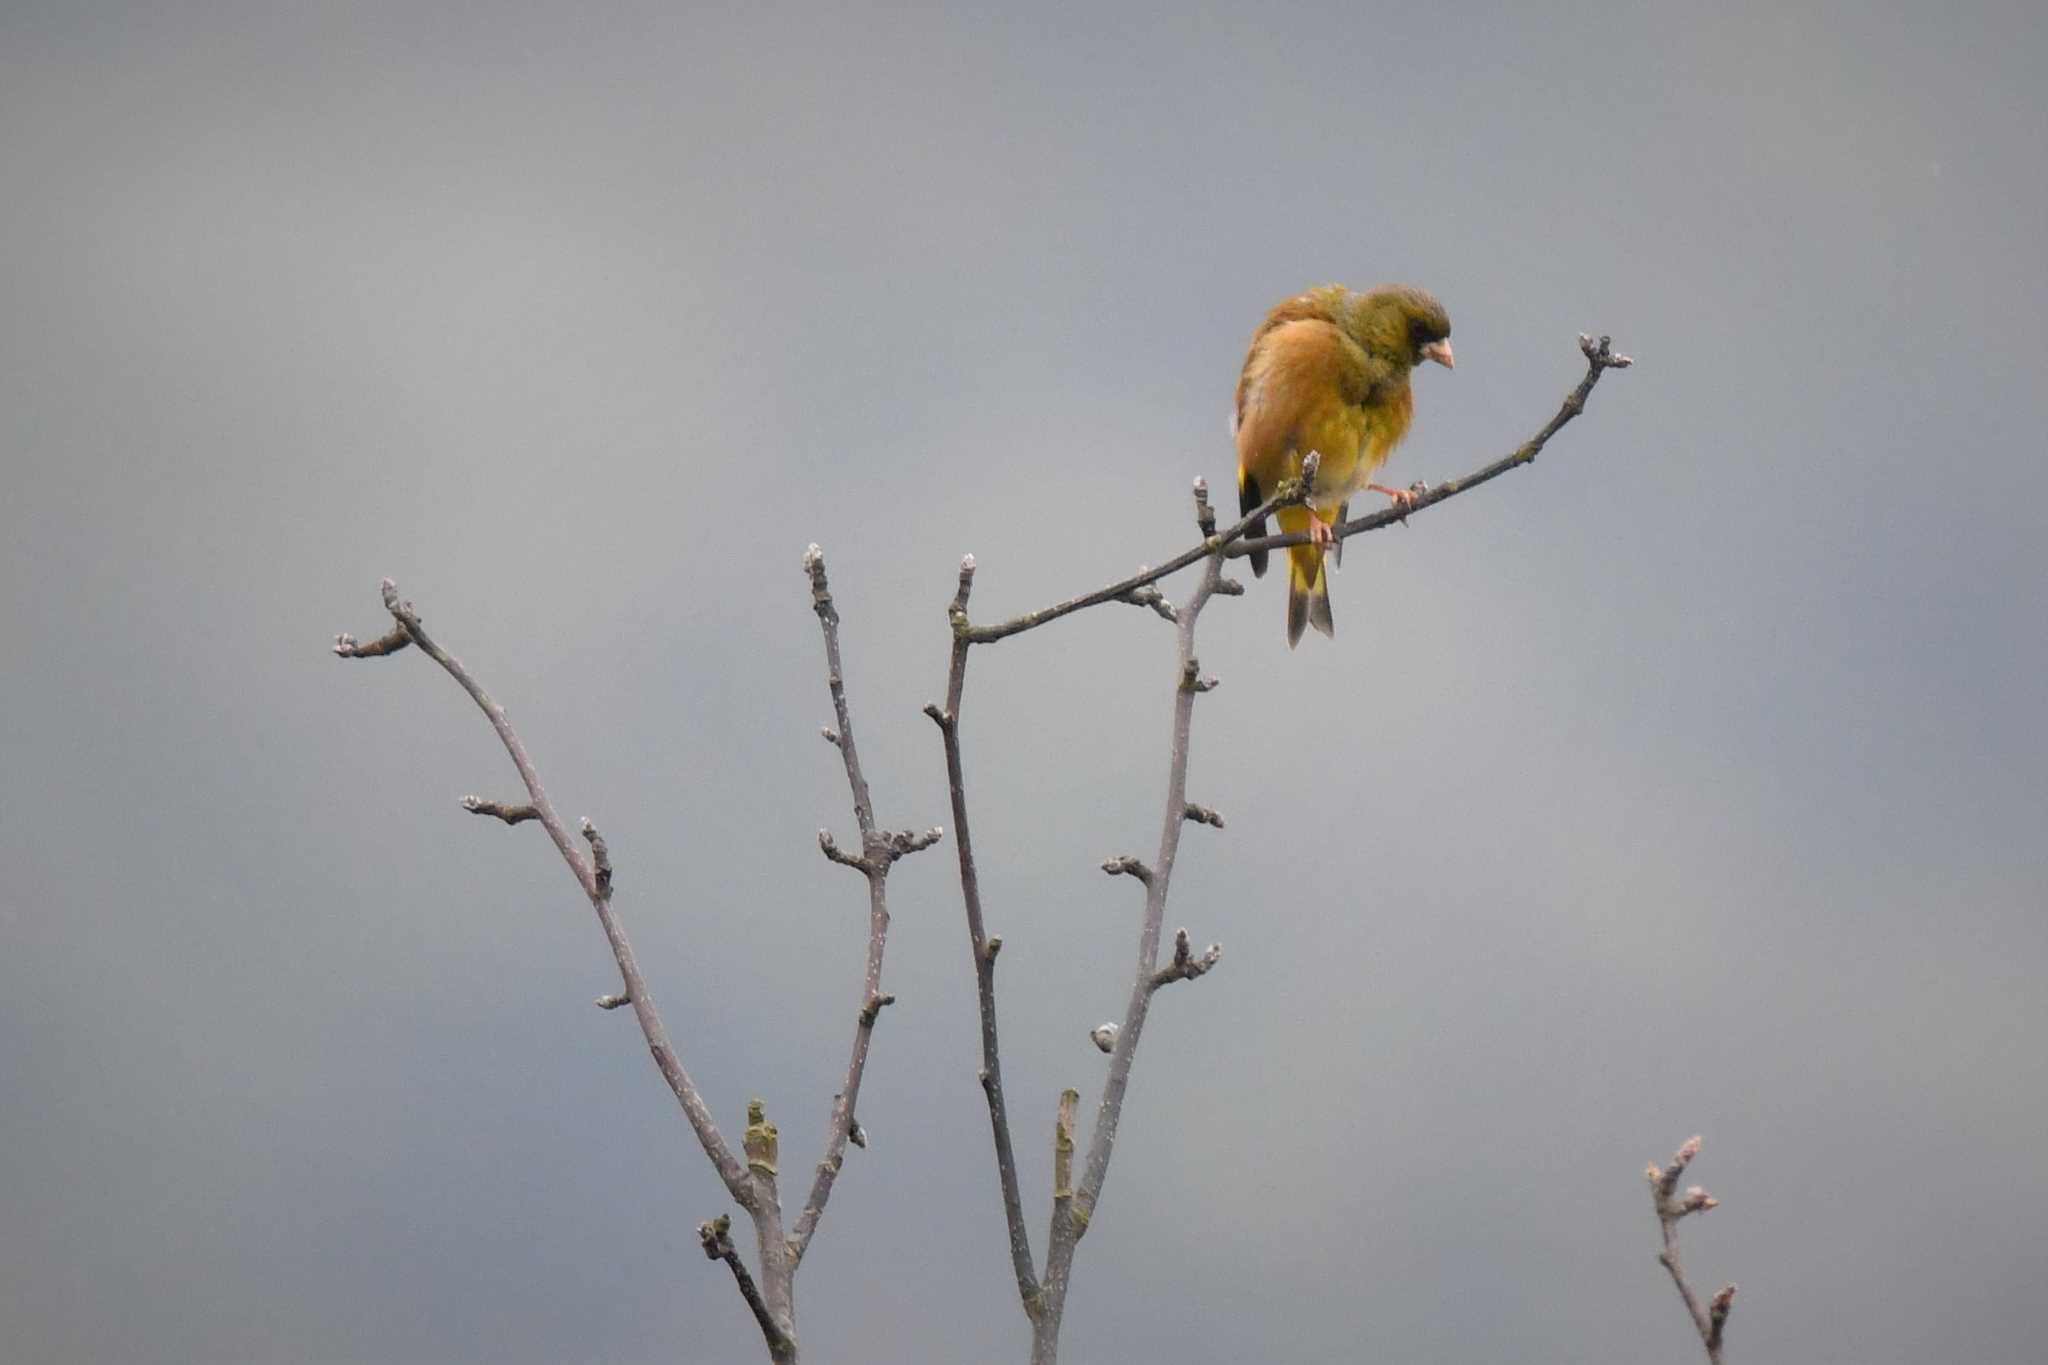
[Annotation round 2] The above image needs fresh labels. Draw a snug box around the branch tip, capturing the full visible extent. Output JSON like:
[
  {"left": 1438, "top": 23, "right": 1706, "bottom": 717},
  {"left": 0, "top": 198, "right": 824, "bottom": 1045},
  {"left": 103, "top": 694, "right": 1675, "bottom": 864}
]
[
  {"left": 1118, "top": 583, "right": 1179, "bottom": 623},
  {"left": 1090, "top": 1023, "right": 1119, "bottom": 1053},
  {"left": 1102, "top": 855, "right": 1154, "bottom": 884},
  {"left": 1580, "top": 332, "right": 1635, "bottom": 368},
  {"left": 1151, "top": 928, "right": 1223, "bottom": 989},
  {"left": 594, "top": 992, "right": 631, "bottom": 1011},
  {"left": 460, "top": 794, "right": 542, "bottom": 825},
  {"left": 700, "top": 1211, "right": 794, "bottom": 1359},
  {"left": 578, "top": 819, "right": 613, "bottom": 895},
  {"left": 1182, "top": 802, "right": 1226, "bottom": 829},
  {"left": 884, "top": 826, "right": 944, "bottom": 859},
  {"left": 818, "top": 829, "right": 867, "bottom": 870},
  {"left": 1192, "top": 476, "right": 1218, "bottom": 536},
  {"left": 332, "top": 624, "right": 412, "bottom": 658}
]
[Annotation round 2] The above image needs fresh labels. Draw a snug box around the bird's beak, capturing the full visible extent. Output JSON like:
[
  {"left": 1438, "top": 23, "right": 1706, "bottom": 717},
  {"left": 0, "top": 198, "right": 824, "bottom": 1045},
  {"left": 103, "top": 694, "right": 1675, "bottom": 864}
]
[{"left": 1421, "top": 339, "right": 1455, "bottom": 370}]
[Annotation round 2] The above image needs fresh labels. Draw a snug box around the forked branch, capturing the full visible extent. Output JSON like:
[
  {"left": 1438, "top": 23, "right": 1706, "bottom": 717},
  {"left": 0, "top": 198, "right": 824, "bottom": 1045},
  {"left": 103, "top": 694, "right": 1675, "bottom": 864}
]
[
  {"left": 1647, "top": 1135, "right": 1738, "bottom": 1364},
  {"left": 932, "top": 335, "right": 1630, "bottom": 1363},
  {"left": 335, "top": 552, "right": 934, "bottom": 1364}
]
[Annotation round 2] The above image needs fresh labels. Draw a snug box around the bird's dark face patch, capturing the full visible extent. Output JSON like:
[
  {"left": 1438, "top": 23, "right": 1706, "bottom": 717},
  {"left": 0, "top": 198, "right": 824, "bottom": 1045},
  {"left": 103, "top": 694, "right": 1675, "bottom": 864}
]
[{"left": 1404, "top": 302, "right": 1452, "bottom": 365}]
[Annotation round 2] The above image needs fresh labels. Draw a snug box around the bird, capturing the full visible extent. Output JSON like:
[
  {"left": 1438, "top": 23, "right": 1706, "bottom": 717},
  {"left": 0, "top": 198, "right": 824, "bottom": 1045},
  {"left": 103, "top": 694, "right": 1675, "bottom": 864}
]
[{"left": 1234, "top": 283, "right": 1453, "bottom": 645}]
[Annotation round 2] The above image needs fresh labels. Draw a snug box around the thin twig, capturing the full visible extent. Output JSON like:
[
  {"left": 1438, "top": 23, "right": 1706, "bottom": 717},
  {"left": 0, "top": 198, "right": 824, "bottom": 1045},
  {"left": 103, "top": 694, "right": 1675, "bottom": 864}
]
[
  {"left": 924, "top": 552, "right": 1045, "bottom": 1313},
  {"left": 459, "top": 795, "right": 539, "bottom": 825},
  {"left": 1648, "top": 1135, "right": 1737, "bottom": 1364},
  {"left": 1148, "top": 927, "right": 1222, "bottom": 991},
  {"left": 702, "top": 1214, "right": 796, "bottom": 1364},
  {"left": 966, "top": 462, "right": 1309, "bottom": 644},
  {"left": 932, "top": 335, "right": 1629, "bottom": 1362},
  {"left": 334, "top": 580, "right": 750, "bottom": 1199},
  {"left": 965, "top": 335, "right": 1629, "bottom": 643},
  {"left": 1027, "top": 485, "right": 1232, "bottom": 1362},
  {"left": 789, "top": 545, "right": 938, "bottom": 1264},
  {"left": 336, "top": 580, "right": 801, "bottom": 1358}
]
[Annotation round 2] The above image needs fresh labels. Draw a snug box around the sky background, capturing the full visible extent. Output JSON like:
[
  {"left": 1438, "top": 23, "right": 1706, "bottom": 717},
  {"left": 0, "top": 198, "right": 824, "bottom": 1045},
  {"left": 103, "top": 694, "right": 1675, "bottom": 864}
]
[{"left": 4, "top": 3, "right": 2045, "bottom": 1362}]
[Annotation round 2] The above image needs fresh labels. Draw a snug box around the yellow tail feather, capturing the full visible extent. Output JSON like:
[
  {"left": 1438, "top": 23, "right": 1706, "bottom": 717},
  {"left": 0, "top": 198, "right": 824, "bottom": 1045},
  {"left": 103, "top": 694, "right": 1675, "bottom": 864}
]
[{"left": 1285, "top": 544, "right": 1333, "bottom": 647}]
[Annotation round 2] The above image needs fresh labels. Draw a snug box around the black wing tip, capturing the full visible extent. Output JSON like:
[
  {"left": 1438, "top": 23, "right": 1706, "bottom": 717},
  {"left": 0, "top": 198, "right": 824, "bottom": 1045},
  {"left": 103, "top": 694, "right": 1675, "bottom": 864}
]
[{"left": 1240, "top": 473, "right": 1269, "bottom": 577}]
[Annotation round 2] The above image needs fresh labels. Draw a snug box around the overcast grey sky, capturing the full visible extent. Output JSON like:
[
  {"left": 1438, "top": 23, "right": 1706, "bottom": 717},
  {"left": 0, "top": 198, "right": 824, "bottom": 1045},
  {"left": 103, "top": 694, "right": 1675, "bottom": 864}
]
[{"left": 4, "top": 2, "right": 2045, "bottom": 1362}]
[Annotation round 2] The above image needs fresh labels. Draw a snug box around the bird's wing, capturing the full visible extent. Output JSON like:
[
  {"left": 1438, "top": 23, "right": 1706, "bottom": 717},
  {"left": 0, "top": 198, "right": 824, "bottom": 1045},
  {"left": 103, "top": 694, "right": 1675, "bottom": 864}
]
[{"left": 1235, "top": 319, "right": 1372, "bottom": 489}]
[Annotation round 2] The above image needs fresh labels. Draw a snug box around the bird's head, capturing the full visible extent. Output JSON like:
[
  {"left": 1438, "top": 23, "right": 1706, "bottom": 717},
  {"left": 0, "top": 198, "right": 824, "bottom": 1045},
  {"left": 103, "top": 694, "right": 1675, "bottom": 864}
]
[{"left": 1345, "top": 285, "right": 1454, "bottom": 372}]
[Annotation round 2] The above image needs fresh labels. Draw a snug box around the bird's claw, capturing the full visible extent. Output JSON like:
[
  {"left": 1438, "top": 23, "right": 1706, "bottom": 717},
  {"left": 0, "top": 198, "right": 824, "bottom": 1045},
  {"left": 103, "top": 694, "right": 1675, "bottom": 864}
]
[{"left": 1368, "top": 482, "right": 1421, "bottom": 520}]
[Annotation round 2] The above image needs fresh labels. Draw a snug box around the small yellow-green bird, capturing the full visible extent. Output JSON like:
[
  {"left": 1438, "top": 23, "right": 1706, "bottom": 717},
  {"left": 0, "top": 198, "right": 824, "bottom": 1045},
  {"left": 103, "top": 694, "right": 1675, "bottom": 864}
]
[{"left": 1235, "top": 284, "right": 1453, "bottom": 645}]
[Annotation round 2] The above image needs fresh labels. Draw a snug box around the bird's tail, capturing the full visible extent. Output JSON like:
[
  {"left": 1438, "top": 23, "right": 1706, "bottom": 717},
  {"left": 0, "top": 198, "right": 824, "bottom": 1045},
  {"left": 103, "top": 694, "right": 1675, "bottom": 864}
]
[{"left": 1286, "top": 542, "right": 1334, "bottom": 647}]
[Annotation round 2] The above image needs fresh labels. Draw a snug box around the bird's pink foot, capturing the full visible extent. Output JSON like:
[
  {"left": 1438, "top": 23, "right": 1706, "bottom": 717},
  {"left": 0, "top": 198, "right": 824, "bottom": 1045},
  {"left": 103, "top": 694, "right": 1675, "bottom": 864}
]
[
  {"left": 1368, "top": 482, "right": 1421, "bottom": 515},
  {"left": 1306, "top": 512, "right": 1335, "bottom": 547}
]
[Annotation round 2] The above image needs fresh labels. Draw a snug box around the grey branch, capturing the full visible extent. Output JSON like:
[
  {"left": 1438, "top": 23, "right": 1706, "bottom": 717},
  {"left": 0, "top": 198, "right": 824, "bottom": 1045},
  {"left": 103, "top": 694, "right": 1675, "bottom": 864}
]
[
  {"left": 817, "top": 829, "right": 867, "bottom": 870},
  {"left": 1648, "top": 1136, "right": 1738, "bottom": 1364},
  {"left": 966, "top": 458, "right": 1311, "bottom": 645},
  {"left": 963, "top": 337, "right": 1626, "bottom": 645},
  {"left": 1029, "top": 484, "right": 1238, "bottom": 1364},
  {"left": 582, "top": 819, "right": 612, "bottom": 897},
  {"left": 333, "top": 624, "right": 411, "bottom": 658},
  {"left": 332, "top": 581, "right": 748, "bottom": 1205},
  {"left": 1117, "top": 583, "right": 1178, "bottom": 623},
  {"left": 337, "top": 573, "right": 823, "bottom": 1358},
  {"left": 702, "top": 1214, "right": 795, "bottom": 1365},
  {"left": 930, "top": 337, "right": 1629, "bottom": 1363},
  {"left": 460, "top": 795, "right": 540, "bottom": 825},
  {"left": 788, "top": 544, "right": 928, "bottom": 1269},
  {"left": 1101, "top": 855, "right": 1153, "bottom": 884},
  {"left": 929, "top": 553, "right": 1044, "bottom": 1312},
  {"left": 1149, "top": 928, "right": 1222, "bottom": 991}
]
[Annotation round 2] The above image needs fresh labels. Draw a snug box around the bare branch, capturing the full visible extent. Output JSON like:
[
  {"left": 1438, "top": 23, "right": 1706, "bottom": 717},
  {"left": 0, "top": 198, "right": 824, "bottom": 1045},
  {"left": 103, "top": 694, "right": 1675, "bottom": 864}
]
[
  {"left": 581, "top": 818, "right": 612, "bottom": 898},
  {"left": 930, "top": 336, "right": 1629, "bottom": 1363},
  {"left": 1025, "top": 509, "right": 1238, "bottom": 1363},
  {"left": 882, "top": 826, "right": 945, "bottom": 860},
  {"left": 817, "top": 829, "right": 867, "bottom": 871},
  {"left": 702, "top": 1214, "right": 796, "bottom": 1365},
  {"left": 1117, "top": 582, "right": 1179, "bottom": 623},
  {"left": 333, "top": 624, "right": 411, "bottom": 658},
  {"left": 1235, "top": 333, "right": 1631, "bottom": 564},
  {"left": 1648, "top": 1135, "right": 1737, "bottom": 1364},
  {"left": 460, "top": 795, "right": 539, "bottom": 825},
  {"left": 1149, "top": 928, "right": 1223, "bottom": 991},
  {"left": 1100, "top": 855, "right": 1153, "bottom": 884},
  {"left": 789, "top": 544, "right": 925, "bottom": 1266},
  {"left": 332, "top": 580, "right": 749, "bottom": 1203},
  {"left": 927, "top": 553, "right": 1044, "bottom": 1311},
  {"left": 965, "top": 467, "right": 1303, "bottom": 645},
  {"left": 964, "top": 338, "right": 1626, "bottom": 644}
]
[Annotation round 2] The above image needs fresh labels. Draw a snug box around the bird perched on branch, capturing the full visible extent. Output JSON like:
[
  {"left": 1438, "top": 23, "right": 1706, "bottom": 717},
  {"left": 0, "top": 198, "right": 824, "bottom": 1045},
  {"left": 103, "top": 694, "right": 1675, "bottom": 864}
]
[{"left": 1235, "top": 284, "right": 1454, "bottom": 645}]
